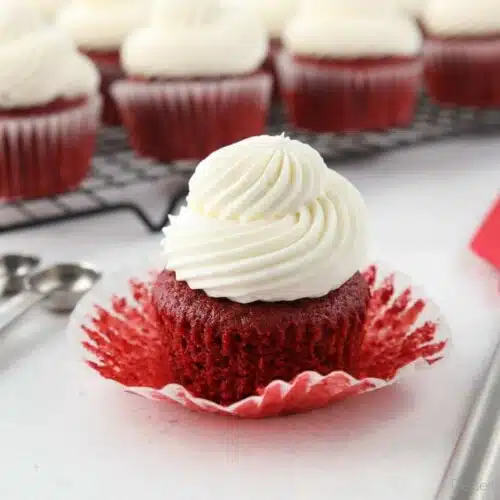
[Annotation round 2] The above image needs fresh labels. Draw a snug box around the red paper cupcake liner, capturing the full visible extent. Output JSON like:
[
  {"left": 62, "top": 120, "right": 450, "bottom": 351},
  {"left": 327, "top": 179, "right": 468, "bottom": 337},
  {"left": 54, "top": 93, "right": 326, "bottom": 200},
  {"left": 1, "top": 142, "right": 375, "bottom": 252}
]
[
  {"left": 83, "top": 50, "right": 124, "bottom": 126},
  {"left": 111, "top": 73, "right": 272, "bottom": 163},
  {"left": 0, "top": 96, "right": 101, "bottom": 201},
  {"left": 69, "top": 262, "right": 450, "bottom": 418},
  {"left": 277, "top": 53, "right": 422, "bottom": 133},
  {"left": 424, "top": 37, "right": 500, "bottom": 108}
]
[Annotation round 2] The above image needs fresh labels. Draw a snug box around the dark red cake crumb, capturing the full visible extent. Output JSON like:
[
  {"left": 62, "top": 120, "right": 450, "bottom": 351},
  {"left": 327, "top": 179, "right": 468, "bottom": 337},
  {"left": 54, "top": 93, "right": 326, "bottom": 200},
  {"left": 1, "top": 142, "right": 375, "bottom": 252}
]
[{"left": 152, "top": 270, "right": 369, "bottom": 405}]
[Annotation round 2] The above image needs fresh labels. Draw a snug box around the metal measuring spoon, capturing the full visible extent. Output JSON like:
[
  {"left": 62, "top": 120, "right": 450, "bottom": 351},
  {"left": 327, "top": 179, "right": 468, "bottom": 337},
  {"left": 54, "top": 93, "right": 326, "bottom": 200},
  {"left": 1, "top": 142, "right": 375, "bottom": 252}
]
[
  {"left": 0, "top": 263, "right": 101, "bottom": 334},
  {"left": 0, "top": 254, "right": 41, "bottom": 297}
]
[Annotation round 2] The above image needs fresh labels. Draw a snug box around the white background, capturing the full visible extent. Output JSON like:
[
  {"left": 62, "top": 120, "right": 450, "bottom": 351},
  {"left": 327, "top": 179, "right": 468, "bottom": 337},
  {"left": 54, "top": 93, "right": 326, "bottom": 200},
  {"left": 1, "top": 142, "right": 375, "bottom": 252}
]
[{"left": 0, "top": 137, "right": 499, "bottom": 500}]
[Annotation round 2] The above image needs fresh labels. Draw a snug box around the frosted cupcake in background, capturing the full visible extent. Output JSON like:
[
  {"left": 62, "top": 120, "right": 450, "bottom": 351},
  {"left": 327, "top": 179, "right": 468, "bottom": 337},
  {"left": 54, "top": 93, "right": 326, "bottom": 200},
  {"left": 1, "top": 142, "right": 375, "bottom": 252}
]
[
  {"left": 113, "top": 0, "right": 271, "bottom": 163},
  {"left": 0, "top": 1, "right": 100, "bottom": 200},
  {"left": 57, "top": 0, "right": 147, "bottom": 126},
  {"left": 244, "top": 0, "right": 299, "bottom": 97},
  {"left": 423, "top": 0, "right": 500, "bottom": 108},
  {"left": 153, "top": 135, "right": 369, "bottom": 404},
  {"left": 279, "top": 0, "right": 423, "bottom": 133},
  {"left": 23, "top": 0, "right": 66, "bottom": 22}
]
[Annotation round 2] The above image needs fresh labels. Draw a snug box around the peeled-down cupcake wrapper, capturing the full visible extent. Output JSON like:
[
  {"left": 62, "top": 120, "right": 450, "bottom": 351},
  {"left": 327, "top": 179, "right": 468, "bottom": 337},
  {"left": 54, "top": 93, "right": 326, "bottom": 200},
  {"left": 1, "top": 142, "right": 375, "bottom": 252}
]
[{"left": 69, "top": 262, "right": 451, "bottom": 418}]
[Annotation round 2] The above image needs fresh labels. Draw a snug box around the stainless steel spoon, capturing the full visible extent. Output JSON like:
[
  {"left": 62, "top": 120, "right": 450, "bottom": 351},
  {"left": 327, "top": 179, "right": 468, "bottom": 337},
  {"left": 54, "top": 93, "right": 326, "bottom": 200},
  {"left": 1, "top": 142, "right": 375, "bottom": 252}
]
[
  {"left": 0, "top": 254, "right": 40, "bottom": 297},
  {"left": 0, "top": 263, "right": 101, "bottom": 334}
]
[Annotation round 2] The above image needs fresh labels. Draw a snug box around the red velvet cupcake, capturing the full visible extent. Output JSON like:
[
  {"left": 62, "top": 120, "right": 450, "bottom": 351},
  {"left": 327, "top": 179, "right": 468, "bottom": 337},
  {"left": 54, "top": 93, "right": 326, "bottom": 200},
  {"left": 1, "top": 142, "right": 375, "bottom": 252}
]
[
  {"left": 153, "top": 134, "right": 370, "bottom": 405},
  {"left": 113, "top": 0, "right": 271, "bottom": 163},
  {"left": 0, "top": 4, "right": 100, "bottom": 201},
  {"left": 278, "top": 1, "right": 423, "bottom": 133},
  {"left": 423, "top": 1, "right": 500, "bottom": 107},
  {"left": 57, "top": 0, "right": 146, "bottom": 126}
]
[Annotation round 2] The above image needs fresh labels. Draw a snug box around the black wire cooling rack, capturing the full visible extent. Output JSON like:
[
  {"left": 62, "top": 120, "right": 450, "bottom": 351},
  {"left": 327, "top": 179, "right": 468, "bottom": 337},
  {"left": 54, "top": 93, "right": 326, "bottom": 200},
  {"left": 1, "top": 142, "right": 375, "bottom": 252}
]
[{"left": 2, "top": 94, "right": 500, "bottom": 235}]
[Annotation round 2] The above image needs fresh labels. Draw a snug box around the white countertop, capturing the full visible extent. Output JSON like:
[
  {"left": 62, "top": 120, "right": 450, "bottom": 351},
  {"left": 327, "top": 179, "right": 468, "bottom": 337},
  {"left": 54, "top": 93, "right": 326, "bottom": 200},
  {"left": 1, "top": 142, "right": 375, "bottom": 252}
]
[{"left": 0, "top": 138, "right": 499, "bottom": 500}]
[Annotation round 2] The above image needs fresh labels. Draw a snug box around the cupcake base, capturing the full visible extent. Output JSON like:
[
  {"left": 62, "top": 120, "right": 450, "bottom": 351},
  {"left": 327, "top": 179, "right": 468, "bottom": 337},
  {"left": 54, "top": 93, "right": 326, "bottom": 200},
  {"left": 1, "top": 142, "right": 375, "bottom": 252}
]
[
  {"left": 74, "top": 262, "right": 450, "bottom": 418},
  {"left": 278, "top": 53, "right": 422, "bottom": 133},
  {"left": 0, "top": 96, "right": 101, "bottom": 200},
  {"left": 152, "top": 270, "right": 369, "bottom": 405},
  {"left": 112, "top": 72, "right": 272, "bottom": 163},
  {"left": 424, "top": 36, "right": 500, "bottom": 108},
  {"left": 83, "top": 50, "right": 123, "bottom": 126}
]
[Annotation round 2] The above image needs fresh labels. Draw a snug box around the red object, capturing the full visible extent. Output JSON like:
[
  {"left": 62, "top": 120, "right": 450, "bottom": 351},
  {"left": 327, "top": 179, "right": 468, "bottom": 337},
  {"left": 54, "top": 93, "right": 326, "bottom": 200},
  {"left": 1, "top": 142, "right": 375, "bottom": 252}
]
[
  {"left": 82, "top": 50, "right": 123, "bottom": 126},
  {"left": 112, "top": 72, "right": 272, "bottom": 163},
  {"left": 151, "top": 270, "right": 369, "bottom": 405},
  {"left": 278, "top": 54, "right": 422, "bottom": 133},
  {"left": 81, "top": 264, "right": 448, "bottom": 418},
  {"left": 424, "top": 36, "right": 500, "bottom": 108},
  {"left": 471, "top": 198, "right": 500, "bottom": 269},
  {"left": 0, "top": 97, "right": 99, "bottom": 200},
  {"left": 262, "top": 39, "right": 283, "bottom": 100}
]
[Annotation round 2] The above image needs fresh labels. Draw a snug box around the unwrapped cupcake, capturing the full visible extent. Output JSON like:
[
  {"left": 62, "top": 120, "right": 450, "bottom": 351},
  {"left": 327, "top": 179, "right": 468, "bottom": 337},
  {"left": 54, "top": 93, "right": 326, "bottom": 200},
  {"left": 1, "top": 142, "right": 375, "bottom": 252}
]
[
  {"left": 0, "top": 1, "right": 100, "bottom": 200},
  {"left": 279, "top": 0, "right": 423, "bottom": 133},
  {"left": 423, "top": 0, "right": 500, "bottom": 107},
  {"left": 113, "top": 0, "right": 271, "bottom": 163},
  {"left": 154, "top": 134, "right": 369, "bottom": 404},
  {"left": 57, "top": 0, "right": 147, "bottom": 125}
]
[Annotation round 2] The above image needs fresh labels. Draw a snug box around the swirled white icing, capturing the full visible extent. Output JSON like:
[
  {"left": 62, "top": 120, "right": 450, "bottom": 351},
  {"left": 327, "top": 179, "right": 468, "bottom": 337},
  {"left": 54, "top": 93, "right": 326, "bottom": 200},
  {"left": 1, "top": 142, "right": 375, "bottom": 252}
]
[
  {"left": 57, "top": 0, "right": 146, "bottom": 51},
  {"left": 121, "top": 0, "right": 268, "bottom": 78},
  {"left": 284, "top": 0, "right": 422, "bottom": 58},
  {"left": 0, "top": 1, "right": 99, "bottom": 109},
  {"left": 423, "top": 0, "right": 500, "bottom": 36},
  {"left": 162, "top": 135, "right": 369, "bottom": 304}
]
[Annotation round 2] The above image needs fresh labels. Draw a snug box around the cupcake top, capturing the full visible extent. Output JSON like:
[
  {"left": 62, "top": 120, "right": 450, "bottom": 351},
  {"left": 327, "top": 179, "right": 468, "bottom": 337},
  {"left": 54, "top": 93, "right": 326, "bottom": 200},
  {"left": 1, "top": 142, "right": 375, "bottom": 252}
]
[
  {"left": 162, "top": 135, "right": 368, "bottom": 304},
  {"left": 423, "top": 0, "right": 500, "bottom": 36},
  {"left": 0, "top": 1, "right": 99, "bottom": 109},
  {"left": 245, "top": 0, "right": 299, "bottom": 40},
  {"left": 284, "top": 0, "right": 422, "bottom": 58},
  {"left": 57, "top": 0, "right": 147, "bottom": 51},
  {"left": 121, "top": 0, "right": 268, "bottom": 78}
]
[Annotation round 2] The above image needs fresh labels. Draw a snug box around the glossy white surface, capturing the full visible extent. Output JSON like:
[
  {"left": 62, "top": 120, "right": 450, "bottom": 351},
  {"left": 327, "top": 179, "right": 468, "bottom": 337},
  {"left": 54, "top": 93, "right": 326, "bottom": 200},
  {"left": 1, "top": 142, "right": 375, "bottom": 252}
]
[{"left": 0, "top": 137, "right": 499, "bottom": 500}]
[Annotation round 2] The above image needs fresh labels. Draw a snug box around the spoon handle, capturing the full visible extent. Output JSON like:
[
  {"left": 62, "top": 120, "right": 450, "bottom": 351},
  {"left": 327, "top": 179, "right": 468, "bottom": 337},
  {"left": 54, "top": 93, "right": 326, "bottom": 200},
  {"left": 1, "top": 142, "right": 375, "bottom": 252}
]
[{"left": 0, "top": 292, "right": 44, "bottom": 334}]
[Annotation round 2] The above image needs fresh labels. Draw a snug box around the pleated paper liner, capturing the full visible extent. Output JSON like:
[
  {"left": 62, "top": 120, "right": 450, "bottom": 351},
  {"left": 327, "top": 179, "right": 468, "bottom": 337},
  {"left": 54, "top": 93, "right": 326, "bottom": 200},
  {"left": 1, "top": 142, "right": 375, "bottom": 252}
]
[{"left": 69, "top": 262, "right": 451, "bottom": 418}]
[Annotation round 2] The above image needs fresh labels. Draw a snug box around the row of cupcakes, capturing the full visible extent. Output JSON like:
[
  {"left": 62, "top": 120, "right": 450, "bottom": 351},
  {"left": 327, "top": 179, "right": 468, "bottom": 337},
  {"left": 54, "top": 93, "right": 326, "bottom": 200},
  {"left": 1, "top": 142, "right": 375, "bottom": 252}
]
[{"left": 2, "top": 0, "right": 500, "bottom": 202}]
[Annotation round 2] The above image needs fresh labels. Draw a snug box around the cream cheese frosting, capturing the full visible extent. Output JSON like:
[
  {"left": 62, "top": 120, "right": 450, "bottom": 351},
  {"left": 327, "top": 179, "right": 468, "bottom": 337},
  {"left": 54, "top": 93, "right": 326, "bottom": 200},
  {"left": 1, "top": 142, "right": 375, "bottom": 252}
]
[
  {"left": 423, "top": 0, "right": 500, "bottom": 36},
  {"left": 388, "top": 0, "right": 427, "bottom": 16},
  {"left": 24, "top": 0, "right": 66, "bottom": 22},
  {"left": 0, "top": 1, "right": 99, "bottom": 109},
  {"left": 284, "top": 0, "right": 422, "bottom": 58},
  {"left": 245, "top": 0, "right": 299, "bottom": 39},
  {"left": 121, "top": 0, "right": 268, "bottom": 78},
  {"left": 57, "top": 0, "right": 147, "bottom": 51},
  {"left": 162, "top": 135, "right": 369, "bottom": 304}
]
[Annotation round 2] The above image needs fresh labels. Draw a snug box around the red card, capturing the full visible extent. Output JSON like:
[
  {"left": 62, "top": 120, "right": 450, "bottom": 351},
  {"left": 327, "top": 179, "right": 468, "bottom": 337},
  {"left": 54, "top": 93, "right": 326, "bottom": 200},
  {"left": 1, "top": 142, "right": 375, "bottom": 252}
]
[{"left": 471, "top": 197, "right": 500, "bottom": 270}]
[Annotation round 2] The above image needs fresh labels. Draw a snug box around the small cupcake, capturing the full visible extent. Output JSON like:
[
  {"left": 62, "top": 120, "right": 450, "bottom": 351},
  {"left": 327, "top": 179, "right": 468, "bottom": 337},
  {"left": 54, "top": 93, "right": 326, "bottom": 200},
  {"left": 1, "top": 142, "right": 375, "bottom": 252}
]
[
  {"left": 57, "top": 0, "right": 147, "bottom": 125},
  {"left": 113, "top": 0, "right": 271, "bottom": 163},
  {"left": 245, "top": 0, "right": 299, "bottom": 97},
  {"left": 423, "top": 0, "right": 500, "bottom": 108},
  {"left": 0, "top": 2, "right": 100, "bottom": 201},
  {"left": 278, "top": 0, "right": 423, "bottom": 133},
  {"left": 153, "top": 134, "right": 369, "bottom": 405}
]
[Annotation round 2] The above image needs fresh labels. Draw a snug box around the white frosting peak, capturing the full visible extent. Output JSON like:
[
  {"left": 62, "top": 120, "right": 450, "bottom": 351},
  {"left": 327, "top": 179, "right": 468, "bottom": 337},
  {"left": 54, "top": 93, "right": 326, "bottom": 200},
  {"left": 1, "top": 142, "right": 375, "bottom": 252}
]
[
  {"left": 162, "top": 135, "right": 369, "bottom": 304},
  {"left": 284, "top": 0, "right": 422, "bottom": 58},
  {"left": 245, "top": 0, "right": 299, "bottom": 39},
  {"left": 122, "top": 0, "right": 268, "bottom": 78},
  {"left": 423, "top": 0, "right": 500, "bottom": 36},
  {"left": 0, "top": 1, "right": 99, "bottom": 109},
  {"left": 57, "top": 0, "right": 147, "bottom": 51}
]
